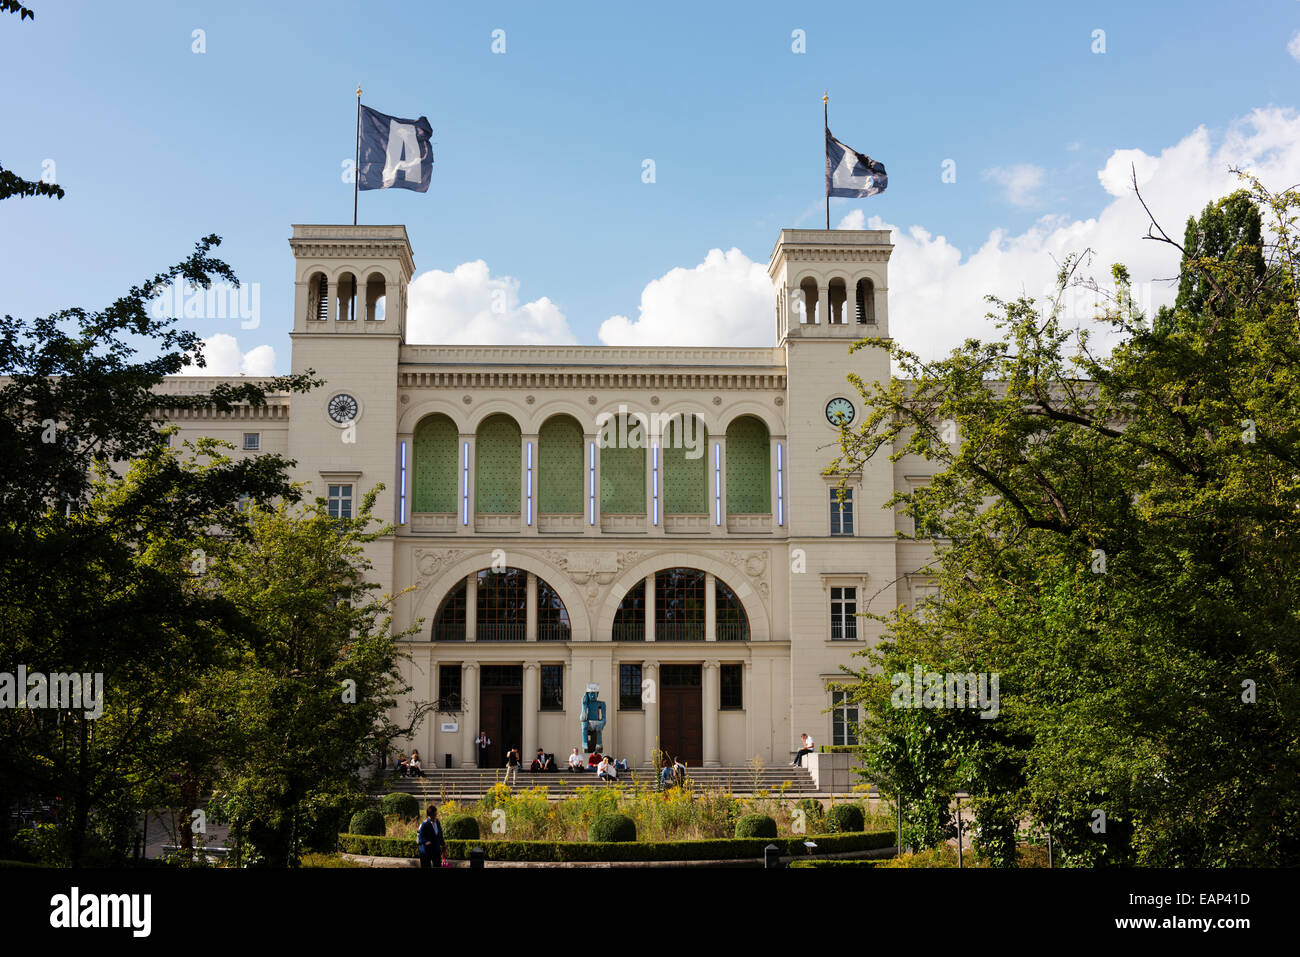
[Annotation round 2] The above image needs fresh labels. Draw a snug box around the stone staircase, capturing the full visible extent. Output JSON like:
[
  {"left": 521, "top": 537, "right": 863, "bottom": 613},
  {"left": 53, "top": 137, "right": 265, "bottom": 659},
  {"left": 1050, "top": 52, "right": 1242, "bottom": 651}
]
[{"left": 376, "top": 766, "right": 818, "bottom": 801}]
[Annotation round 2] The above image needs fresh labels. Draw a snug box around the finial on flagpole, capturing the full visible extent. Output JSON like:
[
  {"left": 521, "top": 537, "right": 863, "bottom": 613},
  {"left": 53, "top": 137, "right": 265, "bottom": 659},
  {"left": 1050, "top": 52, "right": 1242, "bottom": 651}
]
[
  {"left": 823, "top": 91, "right": 828, "bottom": 105},
  {"left": 357, "top": 85, "right": 362, "bottom": 98}
]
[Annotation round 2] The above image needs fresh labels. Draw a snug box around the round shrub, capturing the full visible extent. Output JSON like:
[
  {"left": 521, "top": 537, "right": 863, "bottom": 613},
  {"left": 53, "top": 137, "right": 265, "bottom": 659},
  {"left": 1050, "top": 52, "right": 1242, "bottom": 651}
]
[
  {"left": 381, "top": 792, "right": 419, "bottom": 820},
  {"left": 588, "top": 813, "right": 637, "bottom": 843},
  {"left": 796, "top": 798, "right": 825, "bottom": 823},
  {"left": 825, "top": 803, "right": 865, "bottom": 833},
  {"left": 347, "top": 809, "right": 385, "bottom": 836},
  {"left": 443, "top": 815, "right": 480, "bottom": 841},
  {"left": 735, "top": 814, "right": 777, "bottom": 839}
]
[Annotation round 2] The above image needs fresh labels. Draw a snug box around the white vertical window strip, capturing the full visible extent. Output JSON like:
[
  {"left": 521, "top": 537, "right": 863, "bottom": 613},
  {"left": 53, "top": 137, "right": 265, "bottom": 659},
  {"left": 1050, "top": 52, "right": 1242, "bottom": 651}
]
[
  {"left": 714, "top": 442, "right": 722, "bottom": 526},
  {"left": 588, "top": 441, "right": 596, "bottom": 525},
  {"left": 526, "top": 441, "right": 534, "bottom": 526},
  {"left": 776, "top": 442, "right": 784, "bottom": 526},
  {"left": 462, "top": 441, "right": 469, "bottom": 526},
  {"left": 652, "top": 444, "right": 659, "bottom": 526},
  {"left": 398, "top": 440, "right": 407, "bottom": 525}
]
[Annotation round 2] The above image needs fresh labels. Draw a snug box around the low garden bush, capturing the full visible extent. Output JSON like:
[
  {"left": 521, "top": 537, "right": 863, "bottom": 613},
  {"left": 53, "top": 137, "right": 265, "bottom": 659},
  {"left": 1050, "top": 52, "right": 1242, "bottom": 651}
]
[
  {"left": 734, "top": 814, "right": 777, "bottom": 839},
  {"left": 347, "top": 809, "right": 386, "bottom": 836},
  {"left": 443, "top": 815, "right": 480, "bottom": 840},
  {"left": 588, "top": 813, "right": 637, "bottom": 843},
  {"left": 381, "top": 792, "right": 420, "bottom": 820},
  {"left": 825, "top": 803, "right": 865, "bottom": 833}
]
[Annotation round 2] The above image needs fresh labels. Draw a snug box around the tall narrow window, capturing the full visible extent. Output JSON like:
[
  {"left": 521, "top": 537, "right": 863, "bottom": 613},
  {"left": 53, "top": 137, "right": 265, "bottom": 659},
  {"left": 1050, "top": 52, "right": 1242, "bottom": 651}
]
[
  {"left": 438, "top": 664, "right": 462, "bottom": 711},
  {"left": 588, "top": 440, "right": 596, "bottom": 525},
  {"left": 776, "top": 443, "right": 785, "bottom": 526},
  {"left": 713, "top": 443, "right": 722, "bottom": 526},
  {"left": 327, "top": 484, "right": 353, "bottom": 519},
  {"left": 315, "top": 273, "right": 328, "bottom": 320},
  {"left": 832, "top": 689, "right": 860, "bottom": 745},
  {"left": 398, "top": 440, "right": 407, "bottom": 525},
  {"left": 830, "top": 487, "right": 854, "bottom": 535},
  {"left": 526, "top": 440, "right": 534, "bottom": 526},
  {"left": 462, "top": 441, "right": 470, "bottom": 525},
  {"left": 540, "top": 665, "right": 564, "bottom": 711},
  {"left": 619, "top": 663, "right": 643, "bottom": 710},
  {"left": 830, "top": 586, "right": 858, "bottom": 640},
  {"left": 720, "top": 664, "right": 743, "bottom": 710},
  {"left": 651, "top": 443, "right": 659, "bottom": 526}
]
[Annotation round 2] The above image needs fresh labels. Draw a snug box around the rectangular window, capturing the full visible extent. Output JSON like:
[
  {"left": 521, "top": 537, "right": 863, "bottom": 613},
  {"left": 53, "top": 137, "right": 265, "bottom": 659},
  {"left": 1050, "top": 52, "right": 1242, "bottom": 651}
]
[
  {"left": 720, "top": 664, "right": 743, "bottom": 710},
  {"left": 651, "top": 443, "right": 659, "bottom": 526},
  {"left": 832, "top": 689, "right": 859, "bottom": 746},
  {"left": 327, "top": 483, "right": 353, "bottom": 519},
  {"left": 776, "top": 442, "right": 784, "bottom": 526},
  {"left": 242, "top": 432, "right": 260, "bottom": 451},
  {"left": 830, "top": 586, "right": 858, "bottom": 640},
  {"left": 713, "top": 442, "right": 722, "bottom": 525},
  {"left": 588, "top": 440, "right": 596, "bottom": 525},
  {"left": 540, "top": 664, "right": 563, "bottom": 711},
  {"left": 619, "top": 663, "right": 643, "bottom": 711},
  {"left": 526, "top": 441, "right": 534, "bottom": 526},
  {"left": 830, "top": 488, "right": 854, "bottom": 535},
  {"left": 462, "top": 442, "right": 470, "bottom": 525},
  {"left": 398, "top": 440, "right": 407, "bottom": 525},
  {"left": 438, "top": 664, "right": 462, "bottom": 712}
]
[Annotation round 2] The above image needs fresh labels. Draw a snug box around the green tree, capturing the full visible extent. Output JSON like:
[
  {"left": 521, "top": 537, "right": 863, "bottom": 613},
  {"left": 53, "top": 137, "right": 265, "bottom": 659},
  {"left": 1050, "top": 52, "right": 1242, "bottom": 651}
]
[
  {"left": 834, "top": 175, "right": 1300, "bottom": 867},
  {"left": 1, "top": 3, "right": 64, "bottom": 202},
  {"left": 207, "top": 489, "right": 425, "bottom": 867}
]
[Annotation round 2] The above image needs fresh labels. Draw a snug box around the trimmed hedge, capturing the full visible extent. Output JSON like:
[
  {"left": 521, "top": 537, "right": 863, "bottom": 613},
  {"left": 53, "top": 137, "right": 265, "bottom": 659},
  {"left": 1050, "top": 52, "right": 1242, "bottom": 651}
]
[
  {"left": 443, "top": 815, "right": 480, "bottom": 841},
  {"left": 347, "top": 809, "right": 386, "bottom": 836},
  {"left": 734, "top": 814, "right": 777, "bottom": 839},
  {"left": 381, "top": 792, "right": 420, "bottom": 820},
  {"left": 588, "top": 813, "right": 637, "bottom": 843},
  {"left": 789, "top": 858, "right": 881, "bottom": 868},
  {"left": 338, "top": 830, "right": 895, "bottom": 862},
  {"left": 825, "top": 803, "right": 865, "bottom": 833}
]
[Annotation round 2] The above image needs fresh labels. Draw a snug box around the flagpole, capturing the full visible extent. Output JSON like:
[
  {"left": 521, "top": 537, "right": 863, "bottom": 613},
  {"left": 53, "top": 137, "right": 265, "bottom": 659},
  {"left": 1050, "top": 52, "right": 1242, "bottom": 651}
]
[
  {"left": 823, "top": 91, "right": 830, "bottom": 230},
  {"left": 351, "top": 85, "right": 361, "bottom": 226}
]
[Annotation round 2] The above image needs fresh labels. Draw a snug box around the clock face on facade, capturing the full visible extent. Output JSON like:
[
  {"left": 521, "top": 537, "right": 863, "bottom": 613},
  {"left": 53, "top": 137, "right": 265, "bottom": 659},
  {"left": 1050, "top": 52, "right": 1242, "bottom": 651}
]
[
  {"left": 825, "top": 397, "right": 855, "bottom": 426},
  {"left": 327, "top": 393, "right": 359, "bottom": 423}
]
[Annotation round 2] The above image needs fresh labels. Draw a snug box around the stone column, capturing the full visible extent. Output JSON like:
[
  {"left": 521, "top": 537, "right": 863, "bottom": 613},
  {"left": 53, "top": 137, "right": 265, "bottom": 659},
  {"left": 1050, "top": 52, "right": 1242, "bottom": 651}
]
[
  {"left": 818, "top": 284, "right": 830, "bottom": 326},
  {"left": 704, "top": 572, "right": 717, "bottom": 641},
  {"left": 465, "top": 573, "right": 477, "bottom": 642},
  {"left": 645, "top": 572, "right": 656, "bottom": 642},
  {"left": 642, "top": 661, "right": 659, "bottom": 767},
  {"left": 523, "top": 663, "right": 539, "bottom": 760},
  {"left": 525, "top": 571, "right": 538, "bottom": 641},
  {"left": 460, "top": 662, "right": 478, "bottom": 767},
  {"left": 702, "top": 661, "right": 720, "bottom": 767}
]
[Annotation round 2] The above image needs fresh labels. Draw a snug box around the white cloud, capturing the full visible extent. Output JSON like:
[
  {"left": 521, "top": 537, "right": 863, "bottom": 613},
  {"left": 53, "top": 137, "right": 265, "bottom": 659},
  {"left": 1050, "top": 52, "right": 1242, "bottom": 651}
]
[
  {"left": 838, "top": 209, "right": 867, "bottom": 229},
  {"left": 180, "top": 334, "right": 276, "bottom": 376},
  {"left": 597, "top": 247, "right": 773, "bottom": 347},
  {"left": 1288, "top": 30, "right": 1300, "bottom": 62},
  {"left": 982, "top": 163, "right": 1046, "bottom": 206},
  {"left": 878, "top": 107, "right": 1300, "bottom": 362},
  {"left": 406, "top": 260, "right": 577, "bottom": 345},
  {"left": 1098, "top": 148, "right": 1159, "bottom": 196}
]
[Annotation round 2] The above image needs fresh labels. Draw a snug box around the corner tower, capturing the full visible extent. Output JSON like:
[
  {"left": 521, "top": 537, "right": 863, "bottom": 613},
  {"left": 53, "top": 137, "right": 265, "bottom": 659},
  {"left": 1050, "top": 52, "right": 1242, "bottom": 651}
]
[{"left": 286, "top": 225, "right": 415, "bottom": 592}]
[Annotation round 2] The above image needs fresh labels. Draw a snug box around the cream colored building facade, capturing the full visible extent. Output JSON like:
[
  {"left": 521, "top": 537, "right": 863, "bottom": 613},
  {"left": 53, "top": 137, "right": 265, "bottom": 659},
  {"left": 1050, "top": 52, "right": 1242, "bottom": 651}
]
[{"left": 158, "top": 224, "right": 938, "bottom": 769}]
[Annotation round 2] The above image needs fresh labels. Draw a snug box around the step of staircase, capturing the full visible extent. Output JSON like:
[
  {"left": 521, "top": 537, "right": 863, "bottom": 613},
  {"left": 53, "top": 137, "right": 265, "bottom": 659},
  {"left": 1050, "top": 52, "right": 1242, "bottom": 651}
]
[{"left": 374, "top": 767, "right": 818, "bottom": 801}]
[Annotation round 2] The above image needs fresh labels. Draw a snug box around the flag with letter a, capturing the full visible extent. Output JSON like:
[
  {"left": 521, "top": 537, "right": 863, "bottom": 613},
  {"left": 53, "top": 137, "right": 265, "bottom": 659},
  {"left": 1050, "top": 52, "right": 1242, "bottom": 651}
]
[
  {"left": 825, "top": 128, "right": 886, "bottom": 198},
  {"left": 357, "top": 104, "right": 434, "bottom": 192}
]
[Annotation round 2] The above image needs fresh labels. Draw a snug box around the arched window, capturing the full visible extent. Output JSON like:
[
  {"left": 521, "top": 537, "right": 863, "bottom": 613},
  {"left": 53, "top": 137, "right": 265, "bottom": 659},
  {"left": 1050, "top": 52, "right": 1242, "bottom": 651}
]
[
  {"left": 337, "top": 271, "right": 357, "bottom": 321},
  {"left": 613, "top": 579, "right": 646, "bottom": 641},
  {"left": 537, "top": 577, "right": 571, "bottom": 641},
  {"left": 309, "top": 272, "right": 328, "bottom": 321},
  {"left": 432, "top": 578, "right": 467, "bottom": 641},
  {"left": 716, "top": 579, "right": 750, "bottom": 641},
  {"left": 856, "top": 278, "right": 876, "bottom": 324},
  {"left": 538, "top": 414, "right": 583, "bottom": 515},
  {"left": 725, "top": 416, "right": 770, "bottom": 515},
  {"left": 365, "top": 272, "right": 386, "bottom": 321},
  {"left": 655, "top": 567, "right": 705, "bottom": 641},
  {"left": 599, "top": 413, "right": 646, "bottom": 515},
  {"left": 798, "top": 277, "right": 819, "bottom": 324},
  {"left": 828, "top": 278, "right": 847, "bottom": 324},
  {"left": 476, "top": 567, "right": 527, "bottom": 641},
  {"left": 413, "top": 414, "right": 458, "bottom": 513},
  {"left": 662, "top": 414, "right": 707, "bottom": 515},
  {"left": 475, "top": 414, "right": 521, "bottom": 515}
]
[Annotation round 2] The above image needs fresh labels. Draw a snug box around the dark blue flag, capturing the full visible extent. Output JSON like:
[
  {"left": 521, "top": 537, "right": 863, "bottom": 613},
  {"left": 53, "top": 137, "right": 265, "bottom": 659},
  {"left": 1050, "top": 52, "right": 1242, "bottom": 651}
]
[
  {"left": 358, "top": 104, "right": 433, "bottom": 192},
  {"left": 826, "top": 128, "right": 886, "bottom": 198}
]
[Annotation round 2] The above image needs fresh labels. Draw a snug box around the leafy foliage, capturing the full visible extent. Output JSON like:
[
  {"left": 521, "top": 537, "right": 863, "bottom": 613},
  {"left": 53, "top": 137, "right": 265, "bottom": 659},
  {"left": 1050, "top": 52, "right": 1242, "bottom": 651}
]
[{"left": 588, "top": 813, "right": 637, "bottom": 843}]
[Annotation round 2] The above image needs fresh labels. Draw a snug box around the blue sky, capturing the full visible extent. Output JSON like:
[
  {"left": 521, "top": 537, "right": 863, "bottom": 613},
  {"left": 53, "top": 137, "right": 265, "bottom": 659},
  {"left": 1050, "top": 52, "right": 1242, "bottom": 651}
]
[{"left": 3, "top": 1, "right": 1300, "bottom": 370}]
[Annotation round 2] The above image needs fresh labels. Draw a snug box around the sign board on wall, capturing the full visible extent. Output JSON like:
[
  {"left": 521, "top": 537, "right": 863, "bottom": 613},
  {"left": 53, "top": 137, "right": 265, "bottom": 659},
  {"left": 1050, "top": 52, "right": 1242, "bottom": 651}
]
[{"left": 440, "top": 722, "right": 458, "bottom": 733}]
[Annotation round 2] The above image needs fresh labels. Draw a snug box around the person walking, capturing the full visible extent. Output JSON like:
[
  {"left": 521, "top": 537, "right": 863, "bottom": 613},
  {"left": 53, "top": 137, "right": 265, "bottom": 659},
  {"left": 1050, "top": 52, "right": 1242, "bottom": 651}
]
[
  {"left": 503, "top": 747, "right": 520, "bottom": 786},
  {"left": 417, "top": 804, "right": 445, "bottom": 869}
]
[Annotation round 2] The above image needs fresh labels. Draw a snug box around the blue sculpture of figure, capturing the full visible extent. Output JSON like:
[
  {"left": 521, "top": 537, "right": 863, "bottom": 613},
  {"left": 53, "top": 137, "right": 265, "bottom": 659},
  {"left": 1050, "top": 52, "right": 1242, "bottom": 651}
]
[{"left": 580, "top": 684, "right": 607, "bottom": 752}]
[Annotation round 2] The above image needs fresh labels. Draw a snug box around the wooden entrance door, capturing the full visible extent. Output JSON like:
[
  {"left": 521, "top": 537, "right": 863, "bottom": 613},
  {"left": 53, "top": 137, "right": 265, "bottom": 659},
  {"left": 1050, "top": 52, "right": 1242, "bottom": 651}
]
[
  {"left": 659, "top": 664, "right": 702, "bottom": 765},
  {"left": 480, "top": 665, "right": 523, "bottom": 768}
]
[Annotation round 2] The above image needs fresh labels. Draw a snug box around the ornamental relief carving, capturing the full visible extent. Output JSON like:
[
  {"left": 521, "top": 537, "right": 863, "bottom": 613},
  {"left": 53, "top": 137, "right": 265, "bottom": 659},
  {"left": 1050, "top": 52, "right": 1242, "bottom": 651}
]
[{"left": 722, "top": 549, "right": 771, "bottom": 607}]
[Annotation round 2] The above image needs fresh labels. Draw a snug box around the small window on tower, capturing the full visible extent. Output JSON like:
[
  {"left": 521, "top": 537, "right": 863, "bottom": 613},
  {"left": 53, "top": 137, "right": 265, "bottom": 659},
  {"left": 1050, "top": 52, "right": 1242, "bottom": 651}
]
[{"left": 243, "top": 432, "right": 260, "bottom": 451}]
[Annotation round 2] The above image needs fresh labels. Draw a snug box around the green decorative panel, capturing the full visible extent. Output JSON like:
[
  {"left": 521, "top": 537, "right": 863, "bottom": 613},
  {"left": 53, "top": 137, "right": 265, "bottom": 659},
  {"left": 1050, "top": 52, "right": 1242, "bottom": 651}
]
[
  {"left": 539, "top": 415, "right": 584, "bottom": 514},
  {"left": 475, "top": 415, "right": 521, "bottom": 514},
  {"left": 600, "top": 437, "right": 645, "bottom": 515},
  {"left": 663, "top": 421, "right": 707, "bottom": 514},
  {"left": 412, "top": 414, "right": 458, "bottom": 513},
  {"left": 726, "top": 417, "right": 770, "bottom": 514}
]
